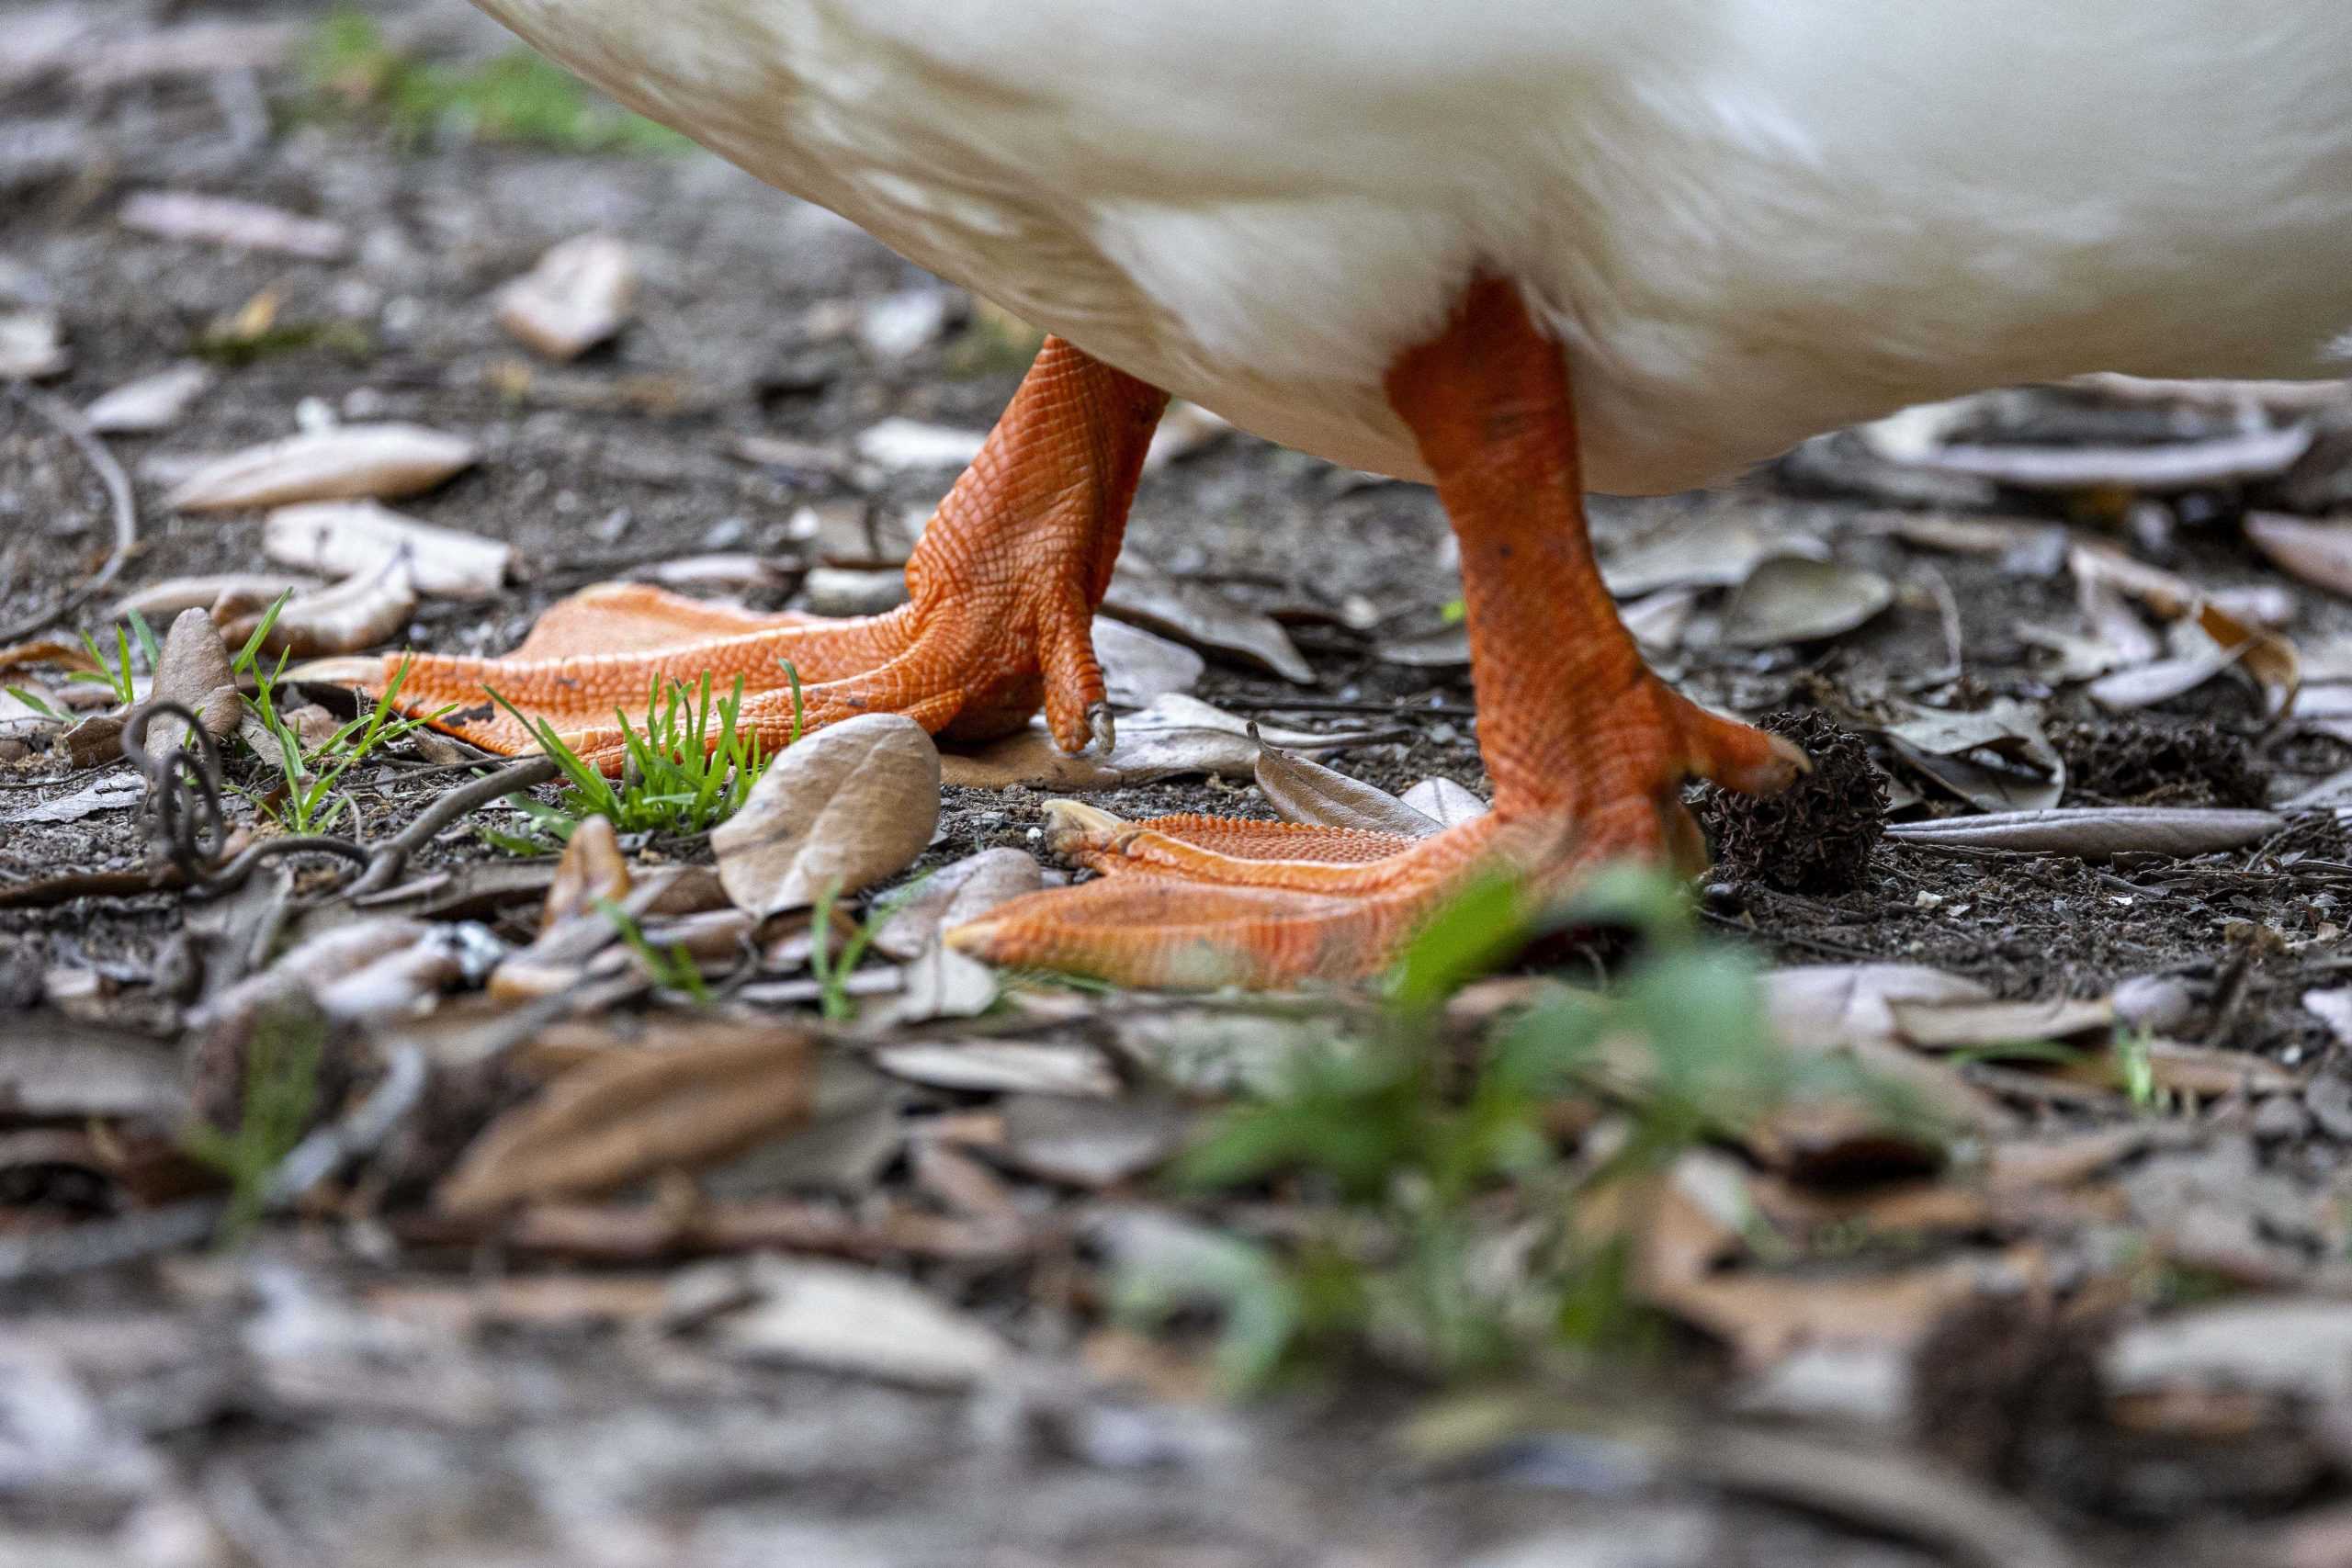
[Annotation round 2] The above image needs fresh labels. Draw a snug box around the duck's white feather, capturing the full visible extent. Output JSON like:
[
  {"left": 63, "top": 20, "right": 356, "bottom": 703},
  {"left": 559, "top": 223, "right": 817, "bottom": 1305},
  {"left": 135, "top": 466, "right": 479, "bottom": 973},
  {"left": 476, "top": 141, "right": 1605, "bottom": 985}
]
[{"left": 478, "top": 0, "right": 2352, "bottom": 491}]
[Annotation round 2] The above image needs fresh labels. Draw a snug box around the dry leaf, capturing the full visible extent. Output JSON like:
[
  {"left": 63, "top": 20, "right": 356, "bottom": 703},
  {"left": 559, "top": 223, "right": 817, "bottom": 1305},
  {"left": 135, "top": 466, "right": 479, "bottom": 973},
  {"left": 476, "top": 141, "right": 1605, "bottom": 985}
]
[
  {"left": 0, "top": 310, "right": 66, "bottom": 378},
  {"left": 6, "top": 772, "right": 146, "bottom": 824},
  {"left": 244, "top": 554, "right": 419, "bottom": 656},
  {"left": 2245, "top": 512, "right": 2352, "bottom": 599},
  {"left": 1143, "top": 400, "right": 1232, "bottom": 469},
  {"left": 1886, "top": 807, "right": 2283, "bottom": 858},
  {"left": 872, "top": 847, "right": 1044, "bottom": 960},
  {"left": 264, "top": 501, "right": 510, "bottom": 601},
  {"left": 1374, "top": 624, "right": 1471, "bottom": 669},
  {"left": 168, "top": 423, "right": 479, "bottom": 512},
  {"left": 2107, "top": 1300, "right": 2352, "bottom": 1403},
  {"left": 1094, "top": 615, "right": 1204, "bottom": 707},
  {"left": 1720, "top": 556, "right": 1893, "bottom": 648},
  {"left": 1400, "top": 776, "right": 1489, "bottom": 829},
  {"left": 873, "top": 1042, "right": 1118, "bottom": 1098},
  {"left": 1255, "top": 728, "right": 1440, "bottom": 837},
  {"left": 854, "top": 417, "right": 987, "bottom": 471},
  {"left": 941, "top": 693, "right": 1370, "bottom": 790},
  {"left": 1890, "top": 995, "right": 2115, "bottom": 1050},
  {"left": 437, "top": 1021, "right": 815, "bottom": 1215},
  {"left": 83, "top": 362, "right": 214, "bottom": 434},
  {"left": 1897, "top": 424, "right": 2312, "bottom": 491},
  {"left": 495, "top": 233, "right": 635, "bottom": 360},
  {"left": 1104, "top": 558, "right": 1314, "bottom": 683},
  {"left": 115, "top": 571, "right": 319, "bottom": 623},
  {"left": 1601, "top": 514, "right": 1812, "bottom": 595},
  {"left": 998, "top": 1093, "right": 1193, "bottom": 1187},
  {"left": 707, "top": 1257, "right": 1009, "bottom": 1388},
  {"left": 713, "top": 713, "right": 941, "bottom": 916},
  {"left": 119, "top": 189, "right": 349, "bottom": 258},
  {"left": 1876, "top": 699, "right": 2064, "bottom": 814},
  {"left": 1622, "top": 586, "right": 1699, "bottom": 653},
  {"left": 542, "top": 815, "right": 629, "bottom": 932},
  {"left": 141, "top": 605, "right": 242, "bottom": 755},
  {"left": 885, "top": 942, "right": 1000, "bottom": 1023}
]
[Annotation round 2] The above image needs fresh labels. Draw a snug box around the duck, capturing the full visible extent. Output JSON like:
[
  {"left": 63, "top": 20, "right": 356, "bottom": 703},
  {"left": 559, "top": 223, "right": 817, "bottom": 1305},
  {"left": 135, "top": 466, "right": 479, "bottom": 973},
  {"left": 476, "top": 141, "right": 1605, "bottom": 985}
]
[{"left": 379, "top": 0, "right": 2352, "bottom": 987}]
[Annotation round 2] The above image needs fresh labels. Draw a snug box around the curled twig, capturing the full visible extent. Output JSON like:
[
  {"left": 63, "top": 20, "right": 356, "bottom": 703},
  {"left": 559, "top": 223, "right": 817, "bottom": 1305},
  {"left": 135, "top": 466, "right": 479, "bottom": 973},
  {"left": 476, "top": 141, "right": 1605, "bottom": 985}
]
[
  {"left": 1, "top": 384, "right": 140, "bottom": 641},
  {"left": 119, "top": 700, "right": 229, "bottom": 881},
  {"left": 346, "top": 754, "right": 561, "bottom": 897}
]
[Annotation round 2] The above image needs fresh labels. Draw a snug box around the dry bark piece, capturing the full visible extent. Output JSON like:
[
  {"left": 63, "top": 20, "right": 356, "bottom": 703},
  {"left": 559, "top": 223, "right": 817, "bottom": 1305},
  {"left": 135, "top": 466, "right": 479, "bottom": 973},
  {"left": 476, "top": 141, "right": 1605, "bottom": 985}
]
[
  {"left": 437, "top": 1021, "right": 816, "bottom": 1215},
  {"left": 1103, "top": 557, "right": 1315, "bottom": 683},
  {"left": 118, "top": 189, "right": 349, "bottom": 259},
  {"left": 1886, "top": 806, "right": 2283, "bottom": 858},
  {"left": 168, "top": 423, "right": 479, "bottom": 512},
  {"left": 495, "top": 233, "right": 636, "bottom": 360},
  {"left": 83, "top": 363, "right": 215, "bottom": 434},
  {"left": 1254, "top": 728, "right": 1441, "bottom": 838},
  {"left": 712, "top": 713, "right": 941, "bottom": 916},
  {"left": 264, "top": 501, "right": 510, "bottom": 601},
  {"left": 1720, "top": 557, "right": 1894, "bottom": 648},
  {"left": 541, "top": 815, "right": 629, "bottom": 932},
  {"left": 943, "top": 693, "right": 1369, "bottom": 790}
]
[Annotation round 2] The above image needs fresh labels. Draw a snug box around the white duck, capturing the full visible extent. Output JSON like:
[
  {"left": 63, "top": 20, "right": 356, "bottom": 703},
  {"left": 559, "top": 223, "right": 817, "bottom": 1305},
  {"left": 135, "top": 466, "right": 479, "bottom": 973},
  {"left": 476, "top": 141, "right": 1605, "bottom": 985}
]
[{"left": 399, "top": 0, "right": 2352, "bottom": 986}]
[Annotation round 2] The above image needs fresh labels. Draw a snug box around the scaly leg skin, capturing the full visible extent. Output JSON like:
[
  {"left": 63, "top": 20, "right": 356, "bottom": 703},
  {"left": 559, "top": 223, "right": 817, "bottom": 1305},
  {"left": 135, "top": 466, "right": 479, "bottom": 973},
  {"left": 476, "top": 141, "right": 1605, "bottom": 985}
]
[
  {"left": 950, "top": 275, "right": 1807, "bottom": 988},
  {"left": 375, "top": 337, "right": 1168, "bottom": 772}
]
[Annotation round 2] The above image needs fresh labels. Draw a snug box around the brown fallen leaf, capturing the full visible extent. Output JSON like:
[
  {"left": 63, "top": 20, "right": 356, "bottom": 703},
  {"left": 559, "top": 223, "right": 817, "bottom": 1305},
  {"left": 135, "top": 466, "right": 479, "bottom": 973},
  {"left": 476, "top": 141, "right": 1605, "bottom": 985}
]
[
  {"left": 1874, "top": 699, "right": 2064, "bottom": 814},
  {"left": 1104, "top": 557, "right": 1314, "bottom": 683},
  {"left": 1094, "top": 615, "right": 1204, "bottom": 707},
  {"left": 119, "top": 189, "right": 349, "bottom": 259},
  {"left": 168, "top": 423, "right": 479, "bottom": 512},
  {"left": 1601, "top": 513, "right": 1810, "bottom": 594},
  {"left": 942, "top": 693, "right": 1370, "bottom": 790},
  {"left": 541, "top": 815, "right": 629, "bottom": 932},
  {"left": 437, "top": 1019, "right": 816, "bottom": 1215},
  {"left": 1254, "top": 727, "right": 1441, "bottom": 838},
  {"left": 494, "top": 233, "right": 636, "bottom": 361},
  {"left": 140, "top": 605, "right": 242, "bottom": 755},
  {"left": 712, "top": 713, "right": 941, "bottom": 915},
  {"left": 2054, "top": 1038, "right": 2305, "bottom": 1100},
  {"left": 83, "top": 362, "right": 216, "bottom": 434},
  {"left": 1885, "top": 806, "right": 2284, "bottom": 858},
  {"left": 264, "top": 500, "right": 511, "bottom": 601},
  {"left": 1890, "top": 994, "right": 2115, "bottom": 1050}
]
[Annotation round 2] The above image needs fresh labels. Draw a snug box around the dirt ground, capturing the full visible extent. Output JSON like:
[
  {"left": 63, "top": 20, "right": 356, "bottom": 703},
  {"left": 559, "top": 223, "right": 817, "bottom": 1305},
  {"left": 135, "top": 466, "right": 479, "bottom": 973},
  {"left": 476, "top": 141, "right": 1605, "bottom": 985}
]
[{"left": 8, "top": 5, "right": 2352, "bottom": 1566}]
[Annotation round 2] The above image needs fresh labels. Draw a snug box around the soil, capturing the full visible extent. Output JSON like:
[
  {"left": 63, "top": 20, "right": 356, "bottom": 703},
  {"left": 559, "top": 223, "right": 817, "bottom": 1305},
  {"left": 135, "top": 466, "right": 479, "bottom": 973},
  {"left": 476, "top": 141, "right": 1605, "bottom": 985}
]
[{"left": 6, "top": 5, "right": 2352, "bottom": 1566}]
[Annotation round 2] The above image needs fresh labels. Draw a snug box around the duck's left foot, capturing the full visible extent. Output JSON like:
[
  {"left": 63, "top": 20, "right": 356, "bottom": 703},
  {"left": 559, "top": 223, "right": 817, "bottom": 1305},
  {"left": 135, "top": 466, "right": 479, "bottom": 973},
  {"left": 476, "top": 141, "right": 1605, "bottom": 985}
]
[{"left": 951, "top": 271, "right": 1805, "bottom": 989}]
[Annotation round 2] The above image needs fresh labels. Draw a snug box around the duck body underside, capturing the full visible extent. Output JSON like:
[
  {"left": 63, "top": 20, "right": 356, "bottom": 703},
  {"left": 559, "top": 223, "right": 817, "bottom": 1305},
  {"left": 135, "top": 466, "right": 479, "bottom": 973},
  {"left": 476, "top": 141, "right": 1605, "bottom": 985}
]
[{"left": 475, "top": 0, "right": 2352, "bottom": 492}]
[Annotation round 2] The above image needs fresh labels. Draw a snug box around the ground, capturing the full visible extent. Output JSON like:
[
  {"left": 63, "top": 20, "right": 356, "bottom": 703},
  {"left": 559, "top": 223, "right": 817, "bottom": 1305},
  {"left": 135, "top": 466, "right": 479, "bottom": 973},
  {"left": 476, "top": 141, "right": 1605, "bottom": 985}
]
[{"left": 6, "top": 5, "right": 2352, "bottom": 1566}]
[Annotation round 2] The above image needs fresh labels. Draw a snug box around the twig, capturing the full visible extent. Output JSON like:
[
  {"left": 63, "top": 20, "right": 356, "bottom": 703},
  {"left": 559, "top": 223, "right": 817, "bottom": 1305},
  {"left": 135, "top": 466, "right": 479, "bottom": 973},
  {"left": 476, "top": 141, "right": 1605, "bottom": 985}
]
[
  {"left": 0, "top": 1198, "right": 224, "bottom": 1280},
  {"left": 1, "top": 384, "right": 140, "bottom": 641},
  {"left": 346, "top": 755, "right": 560, "bottom": 896}
]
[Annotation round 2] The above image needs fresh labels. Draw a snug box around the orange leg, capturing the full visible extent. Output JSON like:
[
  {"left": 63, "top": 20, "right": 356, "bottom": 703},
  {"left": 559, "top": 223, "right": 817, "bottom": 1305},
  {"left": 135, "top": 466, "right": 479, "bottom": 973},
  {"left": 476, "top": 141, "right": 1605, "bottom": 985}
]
[
  {"left": 377, "top": 338, "right": 1169, "bottom": 770},
  {"left": 949, "top": 275, "right": 1805, "bottom": 987}
]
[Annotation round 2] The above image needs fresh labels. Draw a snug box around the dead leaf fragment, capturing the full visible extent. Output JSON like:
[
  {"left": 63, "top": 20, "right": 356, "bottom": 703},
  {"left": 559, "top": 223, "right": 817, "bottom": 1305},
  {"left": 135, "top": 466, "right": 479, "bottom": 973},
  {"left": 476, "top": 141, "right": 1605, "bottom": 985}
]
[
  {"left": 872, "top": 847, "right": 1044, "bottom": 960},
  {"left": 1876, "top": 699, "right": 2064, "bottom": 814},
  {"left": 83, "top": 363, "right": 215, "bottom": 434},
  {"left": 0, "top": 310, "right": 66, "bottom": 378},
  {"left": 713, "top": 713, "right": 941, "bottom": 915},
  {"left": 495, "top": 233, "right": 636, "bottom": 361},
  {"left": 141, "top": 605, "right": 242, "bottom": 754},
  {"left": 542, "top": 815, "right": 629, "bottom": 931},
  {"left": 1255, "top": 728, "right": 1440, "bottom": 837},
  {"left": 1720, "top": 556, "right": 1893, "bottom": 648},
  {"left": 854, "top": 417, "right": 987, "bottom": 471},
  {"left": 114, "top": 571, "right": 319, "bottom": 623},
  {"left": 437, "top": 1021, "right": 815, "bottom": 1215},
  {"left": 1094, "top": 615, "right": 1204, "bottom": 707},
  {"left": 874, "top": 1042, "right": 1118, "bottom": 1098},
  {"left": 943, "top": 693, "right": 1367, "bottom": 791},
  {"left": 264, "top": 501, "right": 510, "bottom": 601},
  {"left": 1104, "top": 558, "right": 1314, "bottom": 683},
  {"left": 1399, "top": 776, "right": 1489, "bottom": 829},
  {"left": 168, "top": 423, "right": 479, "bottom": 512},
  {"left": 245, "top": 554, "right": 419, "bottom": 656},
  {"left": 1885, "top": 807, "right": 2283, "bottom": 858},
  {"left": 6, "top": 772, "right": 145, "bottom": 824},
  {"left": 1899, "top": 424, "right": 2312, "bottom": 491},
  {"left": 119, "top": 189, "right": 349, "bottom": 259},
  {"left": 707, "top": 1257, "right": 1009, "bottom": 1388},
  {"left": 2245, "top": 512, "right": 2352, "bottom": 600}
]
